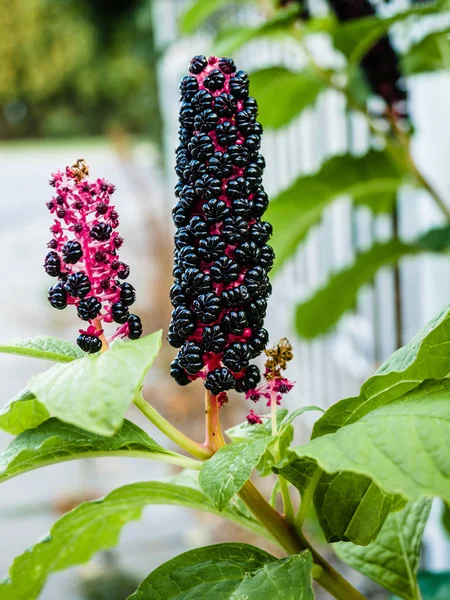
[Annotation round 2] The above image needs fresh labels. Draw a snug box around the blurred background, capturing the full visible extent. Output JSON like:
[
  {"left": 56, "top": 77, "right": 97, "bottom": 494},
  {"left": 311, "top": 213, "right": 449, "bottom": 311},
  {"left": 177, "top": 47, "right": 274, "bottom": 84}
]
[{"left": 1, "top": 0, "right": 450, "bottom": 598}]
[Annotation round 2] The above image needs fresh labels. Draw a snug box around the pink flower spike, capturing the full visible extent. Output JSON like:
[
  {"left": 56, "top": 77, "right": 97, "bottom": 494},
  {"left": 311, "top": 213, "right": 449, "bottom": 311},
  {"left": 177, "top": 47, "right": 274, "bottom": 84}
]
[
  {"left": 44, "top": 159, "right": 143, "bottom": 354},
  {"left": 246, "top": 409, "right": 263, "bottom": 425}
]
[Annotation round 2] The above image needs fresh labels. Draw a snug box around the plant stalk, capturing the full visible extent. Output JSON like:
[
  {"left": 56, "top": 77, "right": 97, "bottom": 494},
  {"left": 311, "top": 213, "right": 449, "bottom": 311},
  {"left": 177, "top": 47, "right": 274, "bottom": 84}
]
[
  {"left": 133, "top": 392, "right": 213, "bottom": 460},
  {"left": 238, "top": 480, "right": 366, "bottom": 600},
  {"left": 203, "top": 389, "right": 226, "bottom": 452}
]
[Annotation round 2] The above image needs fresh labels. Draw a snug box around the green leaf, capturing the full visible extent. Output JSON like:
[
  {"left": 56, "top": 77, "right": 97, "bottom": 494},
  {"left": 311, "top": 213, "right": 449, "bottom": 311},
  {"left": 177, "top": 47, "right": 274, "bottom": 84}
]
[
  {"left": 213, "top": 4, "right": 302, "bottom": 56},
  {"left": 128, "top": 544, "right": 313, "bottom": 600},
  {"left": 0, "top": 389, "right": 50, "bottom": 435},
  {"left": 442, "top": 501, "right": 450, "bottom": 537},
  {"left": 29, "top": 331, "right": 162, "bottom": 436},
  {"left": 0, "top": 478, "right": 268, "bottom": 600},
  {"left": 278, "top": 380, "right": 450, "bottom": 513},
  {"left": 0, "top": 335, "right": 84, "bottom": 362},
  {"left": 296, "top": 240, "right": 420, "bottom": 339},
  {"left": 0, "top": 418, "right": 192, "bottom": 483},
  {"left": 278, "top": 406, "right": 325, "bottom": 430},
  {"left": 180, "top": 0, "right": 253, "bottom": 35},
  {"left": 295, "top": 225, "right": 450, "bottom": 339},
  {"left": 335, "top": 499, "right": 431, "bottom": 600},
  {"left": 402, "top": 29, "right": 450, "bottom": 76},
  {"left": 313, "top": 471, "right": 396, "bottom": 545},
  {"left": 329, "top": 3, "right": 443, "bottom": 65},
  {"left": 313, "top": 301, "right": 450, "bottom": 438},
  {"left": 267, "top": 150, "right": 405, "bottom": 274},
  {"left": 247, "top": 67, "right": 325, "bottom": 129},
  {"left": 199, "top": 439, "right": 272, "bottom": 510}
]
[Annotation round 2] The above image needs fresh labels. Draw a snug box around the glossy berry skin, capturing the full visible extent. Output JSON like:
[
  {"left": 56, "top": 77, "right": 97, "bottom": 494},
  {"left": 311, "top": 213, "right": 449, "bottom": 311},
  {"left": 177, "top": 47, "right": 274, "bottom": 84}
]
[
  {"left": 77, "top": 296, "right": 102, "bottom": 321},
  {"left": 64, "top": 272, "right": 91, "bottom": 299},
  {"left": 77, "top": 333, "right": 102, "bottom": 354},
  {"left": 48, "top": 283, "right": 67, "bottom": 310},
  {"left": 128, "top": 314, "right": 143, "bottom": 340},
  {"left": 111, "top": 301, "right": 129, "bottom": 324},
  {"left": 61, "top": 240, "right": 83, "bottom": 265},
  {"left": 169, "top": 56, "right": 274, "bottom": 394},
  {"left": 120, "top": 282, "right": 136, "bottom": 306},
  {"left": 44, "top": 251, "right": 61, "bottom": 277}
]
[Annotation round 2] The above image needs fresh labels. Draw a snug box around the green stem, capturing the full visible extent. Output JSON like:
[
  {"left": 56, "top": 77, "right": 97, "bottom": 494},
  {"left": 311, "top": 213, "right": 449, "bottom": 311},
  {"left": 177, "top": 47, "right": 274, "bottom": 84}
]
[
  {"left": 133, "top": 392, "right": 213, "bottom": 460},
  {"left": 1, "top": 449, "right": 201, "bottom": 484},
  {"left": 238, "top": 480, "right": 366, "bottom": 600},
  {"left": 296, "top": 467, "right": 322, "bottom": 530},
  {"left": 270, "top": 389, "right": 295, "bottom": 522}
]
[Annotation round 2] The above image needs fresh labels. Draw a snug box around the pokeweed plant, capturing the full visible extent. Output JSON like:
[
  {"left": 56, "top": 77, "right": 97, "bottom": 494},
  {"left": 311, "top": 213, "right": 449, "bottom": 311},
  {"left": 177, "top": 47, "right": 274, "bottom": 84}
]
[
  {"left": 0, "top": 55, "right": 449, "bottom": 600},
  {"left": 181, "top": 0, "right": 450, "bottom": 341}
]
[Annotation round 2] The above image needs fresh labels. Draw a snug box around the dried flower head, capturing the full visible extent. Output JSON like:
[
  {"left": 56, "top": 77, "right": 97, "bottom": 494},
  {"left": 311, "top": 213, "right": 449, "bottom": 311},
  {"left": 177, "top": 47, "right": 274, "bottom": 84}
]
[
  {"left": 168, "top": 55, "right": 274, "bottom": 396},
  {"left": 245, "top": 338, "right": 295, "bottom": 406},
  {"left": 44, "top": 160, "right": 142, "bottom": 353}
]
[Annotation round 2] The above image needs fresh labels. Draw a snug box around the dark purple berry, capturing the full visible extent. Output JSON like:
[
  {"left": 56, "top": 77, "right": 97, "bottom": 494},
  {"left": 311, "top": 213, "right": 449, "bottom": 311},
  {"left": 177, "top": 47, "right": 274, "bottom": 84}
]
[
  {"left": 64, "top": 272, "right": 91, "bottom": 299},
  {"left": 218, "top": 57, "right": 236, "bottom": 74},
  {"left": 120, "top": 282, "right": 136, "bottom": 306},
  {"left": 169, "top": 283, "right": 186, "bottom": 307},
  {"left": 221, "top": 285, "right": 250, "bottom": 308},
  {"left": 203, "top": 199, "right": 230, "bottom": 224},
  {"left": 252, "top": 189, "right": 269, "bottom": 217},
  {"left": 210, "top": 256, "right": 239, "bottom": 284},
  {"left": 230, "top": 70, "right": 249, "bottom": 99},
  {"left": 189, "top": 55, "right": 208, "bottom": 74},
  {"left": 227, "top": 144, "right": 250, "bottom": 167},
  {"left": 171, "top": 306, "right": 196, "bottom": 338},
  {"left": 247, "top": 298, "right": 267, "bottom": 326},
  {"left": 178, "top": 341, "right": 204, "bottom": 375},
  {"left": 188, "top": 134, "right": 215, "bottom": 161},
  {"left": 77, "top": 333, "right": 102, "bottom": 354},
  {"left": 235, "top": 364, "right": 261, "bottom": 393},
  {"left": 222, "top": 342, "right": 249, "bottom": 372},
  {"left": 181, "top": 268, "right": 212, "bottom": 295},
  {"left": 221, "top": 216, "right": 248, "bottom": 245},
  {"left": 205, "top": 367, "right": 235, "bottom": 395},
  {"left": 77, "top": 296, "right": 102, "bottom": 321},
  {"left": 194, "top": 109, "right": 218, "bottom": 132},
  {"left": 111, "top": 301, "right": 129, "bottom": 324},
  {"left": 192, "top": 292, "right": 221, "bottom": 323},
  {"left": 191, "top": 90, "right": 214, "bottom": 112},
  {"left": 214, "top": 93, "right": 237, "bottom": 118},
  {"left": 61, "top": 240, "right": 83, "bottom": 265},
  {"left": 207, "top": 152, "right": 233, "bottom": 178},
  {"left": 90, "top": 223, "right": 112, "bottom": 241},
  {"left": 48, "top": 283, "right": 67, "bottom": 310},
  {"left": 198, "top": 236, "right": 226, "bottom": 261},
  {"left": 203, "top": 69, "right": 225, "bottom": 91},
  {"left": 202, "top": 325, "right": 228, "bottom": 353},
  {"left": 195, "top": 174, "right": 222, "bottom": 200},
  {"left": 248, "top": 327, "right": 269, "bottom": 358},
  {"left": 44, "top": 251, "right": 61, "bottom": 277},
  {"left": 222, "top": 310, "right": 248, "bottom": 335},
  {"left": 180, "top": 75, "right": 199, "bottom": 100},
  {"left": 216, "top": 121, "right": 237, "bottom": 147},
  {"left": 128, "top": 314, "right": 143, "bottom": 340},
  {"left": 188, "top": 216, "right": 209, "bottom": 239},
  {"left": 226, "top": 177, "right": 249, "bottom": 199},
  {"left": 170, "top": 358, "right": 191, "bottom": 385},
  {"left": 249, "top": 221, "right": 272, "bottom": 246}
]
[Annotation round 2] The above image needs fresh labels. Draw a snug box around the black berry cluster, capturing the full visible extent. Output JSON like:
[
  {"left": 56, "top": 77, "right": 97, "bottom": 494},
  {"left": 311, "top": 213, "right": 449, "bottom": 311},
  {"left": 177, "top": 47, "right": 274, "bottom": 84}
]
[{"left": 169, "top": 56, "right": 275, "bottom": 396}]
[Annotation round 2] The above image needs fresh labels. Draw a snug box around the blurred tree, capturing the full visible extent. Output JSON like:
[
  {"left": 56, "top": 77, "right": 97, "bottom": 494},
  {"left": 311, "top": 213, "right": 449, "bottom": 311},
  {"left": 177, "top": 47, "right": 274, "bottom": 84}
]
[{"left": 0, "top": 0, "right": 162, "bottom": 143}]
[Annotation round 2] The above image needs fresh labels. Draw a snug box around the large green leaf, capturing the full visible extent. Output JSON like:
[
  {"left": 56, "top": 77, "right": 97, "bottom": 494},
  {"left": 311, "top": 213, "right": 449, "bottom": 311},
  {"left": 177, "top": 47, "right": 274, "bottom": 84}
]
[
  {"left": 0, "top": 335, "right": 83, "bottom": 362},
  {"left": 335, "top": 499, "right": 431, "bottom": 600},
  {"left": 180, "top": 0, "right": 253, "bottom": 35},
  {"left": 0, "top": 478, "right": 268, "bottom": 600},
  {"left": 0, "top": 418, "right": 197, "bottom": 483},
  {"left": 0, "top": 389, "right": 50, "bottom": 435},
  {"left": 213, "top": 4, "right": 302, "bottom": 56},
  {"left": 199, "top": 438, "right": 272, "bottom": 510},
  {"left": 313, "top": 301, "right": 450, "bottom": 438},
  {"left": 267, "top": 150, "right": 405, "bottom": 274},
  {"left": 402, "top": 28, "right": 450, "bottom": 76},
  {"left": 313, "top": 471, "right": 397, "bottom": 545},
  {"left": 28, "top": 331, "right": 162, "bottom": 436},
  {"left": 294, "top": 225, "right": 450, "bottom": 339},
  {"left": 296, "top": 239, "right": 420, "bottom": 339},
  {"left": 248, "top": 67, "right": 325, "bottom": 129},
  {"left": 128, "top": 544, "right": 313, "bottom": 600},
  {"left": 278, "top": 380, "right": 450, "bottom": 514},
  {"left": 329, "top": 3, "right": 443, "bottom": 65}
]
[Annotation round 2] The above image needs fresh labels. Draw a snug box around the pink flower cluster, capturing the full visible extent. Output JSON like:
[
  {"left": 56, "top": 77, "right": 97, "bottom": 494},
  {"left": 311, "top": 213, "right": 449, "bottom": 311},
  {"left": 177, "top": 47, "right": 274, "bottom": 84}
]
[{"left": 44, "top": 161, "right": 142, "bottom": 352}]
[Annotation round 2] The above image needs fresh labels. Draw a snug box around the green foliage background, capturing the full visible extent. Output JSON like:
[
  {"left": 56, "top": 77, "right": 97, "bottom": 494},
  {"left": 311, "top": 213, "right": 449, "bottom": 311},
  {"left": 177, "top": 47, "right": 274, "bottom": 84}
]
[{"left": 0, "top": 0, "right": 162, "bottom": 143}]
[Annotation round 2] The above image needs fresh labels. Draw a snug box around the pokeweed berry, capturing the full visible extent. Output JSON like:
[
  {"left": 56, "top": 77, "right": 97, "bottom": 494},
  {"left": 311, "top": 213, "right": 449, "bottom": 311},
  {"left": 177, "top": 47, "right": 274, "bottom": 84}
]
[
  {"left": 44, "top": 159, "right": 143, "bottom": 353},
  {"left": 169, "top": 56, "right": 274, "bottom": 395}
]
